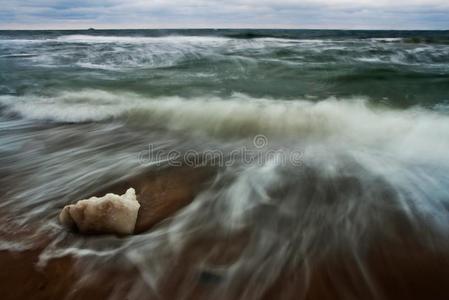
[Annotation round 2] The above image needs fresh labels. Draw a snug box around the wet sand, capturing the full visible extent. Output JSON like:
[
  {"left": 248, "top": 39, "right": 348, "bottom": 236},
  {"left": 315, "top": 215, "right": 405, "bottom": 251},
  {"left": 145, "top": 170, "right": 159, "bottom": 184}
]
[
  {"left": 1, "top": 165, "right": 449, "bottom": 300},
  {"left": 0, "top": 165, "right": 218, "bottom": 300},
  {"left": 1, "top": 229, "right": 449, "bottom": 300}
]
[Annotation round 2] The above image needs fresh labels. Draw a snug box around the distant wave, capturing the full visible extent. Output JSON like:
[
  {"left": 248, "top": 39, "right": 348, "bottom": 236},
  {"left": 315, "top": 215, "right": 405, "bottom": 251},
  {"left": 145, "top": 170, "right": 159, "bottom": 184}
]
[
  {"left": 54, "top": 34, "right": 230, "bottom": 44},
  {"left": 2, "top": 34, "right": 447, "bottom": 73}
]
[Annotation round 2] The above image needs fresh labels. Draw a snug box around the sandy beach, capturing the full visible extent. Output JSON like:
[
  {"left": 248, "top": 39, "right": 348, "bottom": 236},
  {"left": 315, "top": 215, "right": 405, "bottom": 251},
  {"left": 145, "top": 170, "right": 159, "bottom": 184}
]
[{"left": 2, "top": 164, "right": 449, "bottom": 300}]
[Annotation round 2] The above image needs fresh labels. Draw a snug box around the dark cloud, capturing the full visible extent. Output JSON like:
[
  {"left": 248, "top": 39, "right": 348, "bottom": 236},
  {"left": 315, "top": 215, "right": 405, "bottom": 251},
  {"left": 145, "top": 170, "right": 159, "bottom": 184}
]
[{"left": 1, "top": 0, "right": 448, "bottom": 29}]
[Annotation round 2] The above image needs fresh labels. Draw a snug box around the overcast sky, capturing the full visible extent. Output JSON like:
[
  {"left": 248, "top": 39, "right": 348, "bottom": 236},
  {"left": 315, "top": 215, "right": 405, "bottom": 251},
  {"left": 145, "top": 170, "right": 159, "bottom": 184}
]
[{"left": 1, "top": 0, "right": 449, "bottom": 30}]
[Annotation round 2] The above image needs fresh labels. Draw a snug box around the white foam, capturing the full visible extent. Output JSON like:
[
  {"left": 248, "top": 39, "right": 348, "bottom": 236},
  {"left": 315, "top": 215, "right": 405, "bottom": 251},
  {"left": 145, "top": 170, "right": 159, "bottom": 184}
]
[
  {"left": 355, "top": 57, "right": 385, "bottom": 63},
  {"left": 54, "top": 35, "right": 229, "bottom": 44},
  {"left": 2, "top": 90, "right": 449, "bottom": 164},
  {"left": 76, "top": 62, "right": 120, "bottom": 71},
  {"left": 370, "top": 38, "right": 403, "bottom": 42}
]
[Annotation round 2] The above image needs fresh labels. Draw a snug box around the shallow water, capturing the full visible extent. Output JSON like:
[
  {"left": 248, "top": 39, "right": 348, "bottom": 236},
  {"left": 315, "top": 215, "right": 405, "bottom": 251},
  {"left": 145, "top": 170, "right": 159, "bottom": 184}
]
[{"left": 1, "top": 29, "right": 449, "bottom": 299}]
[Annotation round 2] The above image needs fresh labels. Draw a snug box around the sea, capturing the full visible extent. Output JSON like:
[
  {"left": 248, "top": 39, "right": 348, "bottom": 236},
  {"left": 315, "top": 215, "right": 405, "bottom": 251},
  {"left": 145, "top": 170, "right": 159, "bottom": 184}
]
[{"left": 1, "top": 29, "right": 449, "bottom": 299}]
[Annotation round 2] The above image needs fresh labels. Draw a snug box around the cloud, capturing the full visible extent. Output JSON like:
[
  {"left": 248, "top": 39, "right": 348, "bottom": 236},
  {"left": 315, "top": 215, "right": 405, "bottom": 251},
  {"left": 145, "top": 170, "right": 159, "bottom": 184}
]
[{"left": 1, "top": 0, "right": 449, "bottom": 29}]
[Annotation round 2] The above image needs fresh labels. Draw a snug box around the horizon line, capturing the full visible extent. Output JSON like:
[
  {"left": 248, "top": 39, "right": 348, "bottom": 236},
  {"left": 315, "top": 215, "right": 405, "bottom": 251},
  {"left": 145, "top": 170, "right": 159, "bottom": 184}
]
[{"left": 0, "top": 27, "right": 448, "bottom": 31}]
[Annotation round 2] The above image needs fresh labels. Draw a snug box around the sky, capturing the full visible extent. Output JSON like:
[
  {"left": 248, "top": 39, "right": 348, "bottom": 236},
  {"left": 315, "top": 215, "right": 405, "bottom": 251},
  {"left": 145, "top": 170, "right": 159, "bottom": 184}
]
[{"left": 1, "top": 0, "right": 449, "bottom": 30}]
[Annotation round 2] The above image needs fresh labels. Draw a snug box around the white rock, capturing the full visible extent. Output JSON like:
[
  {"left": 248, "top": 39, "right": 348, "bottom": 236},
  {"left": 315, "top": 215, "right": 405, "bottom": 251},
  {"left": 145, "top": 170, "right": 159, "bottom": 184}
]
[{"left": 59, "top": 188, "right": 140, "bottom": 235}]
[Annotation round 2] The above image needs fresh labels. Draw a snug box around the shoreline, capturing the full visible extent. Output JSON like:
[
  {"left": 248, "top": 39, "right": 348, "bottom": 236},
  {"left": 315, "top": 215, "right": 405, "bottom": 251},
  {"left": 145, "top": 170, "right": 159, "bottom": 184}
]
[
  {"left": 1, "top": 223, "right": 449, "bottom": 299},
  {"left": 1, "top": 165, "right": 449, "bottom": 299}
]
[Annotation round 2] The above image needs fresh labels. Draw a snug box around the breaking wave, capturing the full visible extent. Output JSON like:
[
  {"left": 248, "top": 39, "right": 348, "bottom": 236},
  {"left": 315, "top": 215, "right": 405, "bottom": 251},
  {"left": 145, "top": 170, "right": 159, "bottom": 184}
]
[{"left": 2, "top": 90, "right": 449, "bottom": 147}]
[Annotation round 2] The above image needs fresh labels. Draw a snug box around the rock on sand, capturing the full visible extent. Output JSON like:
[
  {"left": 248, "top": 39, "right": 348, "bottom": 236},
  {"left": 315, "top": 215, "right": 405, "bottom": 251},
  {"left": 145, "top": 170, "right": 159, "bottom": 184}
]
[{"left": 59, "top": 188, "right": 140, "bottom": 235}]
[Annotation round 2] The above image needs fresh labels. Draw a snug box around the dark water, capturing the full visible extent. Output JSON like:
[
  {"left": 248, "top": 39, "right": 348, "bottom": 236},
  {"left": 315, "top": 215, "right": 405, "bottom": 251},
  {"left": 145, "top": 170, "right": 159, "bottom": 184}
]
[{"left": 1, "top": 29, "right": 449, "bottom": 299}]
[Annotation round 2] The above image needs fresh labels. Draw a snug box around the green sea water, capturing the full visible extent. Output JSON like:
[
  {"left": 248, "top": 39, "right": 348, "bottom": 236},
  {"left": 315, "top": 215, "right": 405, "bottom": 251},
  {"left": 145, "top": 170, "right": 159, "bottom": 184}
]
[{"left": 1, "top": 29, "right": 448, "bottom": 108}]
